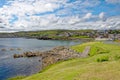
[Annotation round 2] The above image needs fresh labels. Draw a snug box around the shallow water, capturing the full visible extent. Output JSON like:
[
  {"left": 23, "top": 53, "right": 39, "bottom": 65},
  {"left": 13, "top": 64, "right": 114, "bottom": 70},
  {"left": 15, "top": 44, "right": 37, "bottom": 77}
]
[{"left": 0, "top": 38, "right": 82, "bottom": 80}]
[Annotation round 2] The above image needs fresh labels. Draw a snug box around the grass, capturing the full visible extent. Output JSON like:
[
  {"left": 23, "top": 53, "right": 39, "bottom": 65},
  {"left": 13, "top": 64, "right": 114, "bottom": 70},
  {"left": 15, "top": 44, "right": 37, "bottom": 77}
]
[
  {"left": 9, "top": 42, "right": 120, "bottom": 80},
  {"left": 70, "top": 35, "right": 90, "bottom": 38}
]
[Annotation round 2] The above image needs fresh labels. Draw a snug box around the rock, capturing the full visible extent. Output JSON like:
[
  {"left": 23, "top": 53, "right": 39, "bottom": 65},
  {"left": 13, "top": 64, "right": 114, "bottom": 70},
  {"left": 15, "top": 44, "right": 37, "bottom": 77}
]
[
  {"left": 23, "top": 51, "right": 40, "bottom": 57},
  {"left": 10, "top": 48, "right": 14, "bottom": 51},
  {"left": 13, "top": 54, "right": 24, "bottom": 58},
  {"left": 1, "top": 48, "right": 7, "bottom": 51},
  {"left": 17, "top": 48, "right": 22, "bottom": 50}
]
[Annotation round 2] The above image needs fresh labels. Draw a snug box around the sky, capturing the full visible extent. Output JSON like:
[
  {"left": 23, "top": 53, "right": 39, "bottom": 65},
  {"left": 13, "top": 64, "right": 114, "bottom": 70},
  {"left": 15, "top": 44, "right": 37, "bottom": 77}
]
[{"left": 0, "top": 0, "right": 120, "bottom": 32}]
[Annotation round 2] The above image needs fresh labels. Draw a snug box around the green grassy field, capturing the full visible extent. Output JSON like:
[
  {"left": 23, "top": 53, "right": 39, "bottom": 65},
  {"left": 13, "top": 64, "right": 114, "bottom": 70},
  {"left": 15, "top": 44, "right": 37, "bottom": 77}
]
[{"left": 9, "top": 42, "right": 120, "bottom": 80}]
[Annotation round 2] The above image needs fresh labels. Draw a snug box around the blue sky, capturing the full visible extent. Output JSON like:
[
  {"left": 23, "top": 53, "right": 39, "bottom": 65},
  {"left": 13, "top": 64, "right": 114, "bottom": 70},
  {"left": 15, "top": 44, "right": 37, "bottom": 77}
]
[
  {"left": 0, "top": 0, "right": 6, "bottom": 7},
  {"left": 0, "top": 0, "right": 120, "bottom": 32}
]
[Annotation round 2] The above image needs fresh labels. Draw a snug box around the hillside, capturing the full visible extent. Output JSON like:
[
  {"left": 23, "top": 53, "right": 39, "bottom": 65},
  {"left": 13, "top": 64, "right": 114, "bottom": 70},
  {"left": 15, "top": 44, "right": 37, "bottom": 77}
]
[
  {"left": 9, "top": 42, "right": 120, "bottom": 80},
  {"left": 0, "top": 30, "right": 95, "bottom": 40},
  {"left": 1, "top": 29, "right": 120, "bottom": 40}
]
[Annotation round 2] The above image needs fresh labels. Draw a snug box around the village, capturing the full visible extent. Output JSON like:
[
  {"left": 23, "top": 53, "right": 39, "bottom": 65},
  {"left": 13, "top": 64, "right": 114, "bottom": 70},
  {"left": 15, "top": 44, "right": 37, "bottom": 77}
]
[
  {"left": 57, "top": 30, "right": 120, "bottom": 41},
  {"left": 94, "top": 30, "right": 120, "bottom": 41}
]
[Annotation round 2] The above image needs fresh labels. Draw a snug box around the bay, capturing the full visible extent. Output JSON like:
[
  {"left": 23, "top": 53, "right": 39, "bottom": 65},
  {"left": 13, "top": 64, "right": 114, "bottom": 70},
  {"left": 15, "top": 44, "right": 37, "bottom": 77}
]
[{"left": 0, "top": 38, "right": 82, "bottom": 80}]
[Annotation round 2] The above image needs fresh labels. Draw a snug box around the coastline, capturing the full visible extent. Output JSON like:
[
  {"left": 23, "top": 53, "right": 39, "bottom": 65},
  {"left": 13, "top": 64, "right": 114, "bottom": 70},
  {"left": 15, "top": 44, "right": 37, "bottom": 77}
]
[
  {"left": 9, "top": 45, "right": 90, "bottom": 80},
  {"left": 8, "top": 42, "right": 120, "bottom": 80},
  {"left": 13, "top": 46, "right": 85, "bottom": 69}
]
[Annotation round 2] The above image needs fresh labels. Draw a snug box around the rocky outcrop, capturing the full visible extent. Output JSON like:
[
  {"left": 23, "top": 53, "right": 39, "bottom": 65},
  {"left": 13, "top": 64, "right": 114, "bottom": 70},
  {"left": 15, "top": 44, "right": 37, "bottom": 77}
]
[
  {"left": 41, "top": 46, "right": 81, "bottom": 68},
  {"left": 13, "top": 51, "right": 43, "bottom": 58},
  {"left": 13, "top": 46, "right": 81, "bottom": 69}
]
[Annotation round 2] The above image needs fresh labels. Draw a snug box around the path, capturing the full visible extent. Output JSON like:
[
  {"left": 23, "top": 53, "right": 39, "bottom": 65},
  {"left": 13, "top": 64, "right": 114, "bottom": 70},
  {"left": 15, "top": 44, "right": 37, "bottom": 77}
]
[{"left": 80, "top": 46, "right": 91, "bottom": 57}]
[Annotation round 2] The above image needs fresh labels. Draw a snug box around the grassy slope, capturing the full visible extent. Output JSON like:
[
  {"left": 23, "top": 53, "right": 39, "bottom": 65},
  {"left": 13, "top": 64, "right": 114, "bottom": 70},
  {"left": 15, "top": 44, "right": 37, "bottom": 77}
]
[{"left": 15, "top": 42, "right": 120, "bottom": 80}]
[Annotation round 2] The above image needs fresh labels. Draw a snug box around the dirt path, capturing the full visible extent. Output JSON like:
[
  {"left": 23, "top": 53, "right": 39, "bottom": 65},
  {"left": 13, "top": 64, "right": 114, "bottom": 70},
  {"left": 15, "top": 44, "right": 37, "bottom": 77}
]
[{"left": 80, "top": 46, "right": 91, "bottom": 57}]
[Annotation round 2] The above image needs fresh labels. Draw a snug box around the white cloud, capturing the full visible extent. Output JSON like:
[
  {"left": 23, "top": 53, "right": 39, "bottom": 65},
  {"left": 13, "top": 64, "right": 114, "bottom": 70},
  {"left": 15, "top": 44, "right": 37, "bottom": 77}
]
[
  {"left": 84, "top": 13, "right": 92, "bottom": 19},
  {"left": 1, "top": 12, "right": 120, "bottom": 31},
  {"left": 106, "top": 0, "right": 120, "bottom": 4},
  {"left": 99, "top": 12, "right": 107, "bottom": 21},
  {"left": 99, "top": 12, "right": 105, "bottom": 19},
  {"left": 0, "top": 0, "right": 61, "bottom": 18}
]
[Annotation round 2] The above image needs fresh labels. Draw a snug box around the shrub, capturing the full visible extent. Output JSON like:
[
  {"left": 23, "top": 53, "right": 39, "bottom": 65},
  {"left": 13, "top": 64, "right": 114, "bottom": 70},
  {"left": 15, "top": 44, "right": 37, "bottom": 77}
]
[{"left": 96, "top": 55, "right": 109, "bottom": 62}]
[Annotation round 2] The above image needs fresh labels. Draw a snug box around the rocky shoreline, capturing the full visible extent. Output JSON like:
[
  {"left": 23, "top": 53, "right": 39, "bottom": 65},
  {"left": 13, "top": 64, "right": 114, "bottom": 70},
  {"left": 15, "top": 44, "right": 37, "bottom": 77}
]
[{"left": 13, "top": 46, "right": 83, "bottom": 69}]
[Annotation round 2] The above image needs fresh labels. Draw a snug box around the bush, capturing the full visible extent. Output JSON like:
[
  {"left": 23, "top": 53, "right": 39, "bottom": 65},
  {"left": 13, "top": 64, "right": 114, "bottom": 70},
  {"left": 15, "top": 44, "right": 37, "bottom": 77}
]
[{"left": 96, "top": 55, "right": 109, "bottom": 62}]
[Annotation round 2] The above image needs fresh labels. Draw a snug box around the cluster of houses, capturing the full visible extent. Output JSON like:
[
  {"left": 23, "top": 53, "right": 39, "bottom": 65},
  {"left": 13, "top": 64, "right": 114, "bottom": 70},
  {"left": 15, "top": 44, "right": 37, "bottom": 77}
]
[
  {"left": 56, "top": 30, "right": 120, "bottom": 41},
  {"left": 95, "top": 30, "right": 120, "bottom": 41}
]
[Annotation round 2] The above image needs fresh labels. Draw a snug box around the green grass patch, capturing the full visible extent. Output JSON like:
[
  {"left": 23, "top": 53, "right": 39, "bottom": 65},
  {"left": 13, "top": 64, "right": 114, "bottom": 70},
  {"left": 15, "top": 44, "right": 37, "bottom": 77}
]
[
  {"left": 96, "top": 55, "right": 109, "bottom": 62},
  {"left": 70, "top": 35, "right": 90, "bottom": 38}
]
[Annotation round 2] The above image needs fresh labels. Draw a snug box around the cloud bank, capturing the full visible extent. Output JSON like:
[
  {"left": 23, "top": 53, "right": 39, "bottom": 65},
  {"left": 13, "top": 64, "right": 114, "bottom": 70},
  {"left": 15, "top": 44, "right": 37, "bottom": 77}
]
[{"left": 0, "top": 0, "right": 120, "bottom": 32}]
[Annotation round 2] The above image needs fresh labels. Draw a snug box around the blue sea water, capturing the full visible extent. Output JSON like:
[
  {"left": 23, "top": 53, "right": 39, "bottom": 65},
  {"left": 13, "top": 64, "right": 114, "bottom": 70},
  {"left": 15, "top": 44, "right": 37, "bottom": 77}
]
[{"left": 0, "top": 38, "right": 82, "bottom": 80}]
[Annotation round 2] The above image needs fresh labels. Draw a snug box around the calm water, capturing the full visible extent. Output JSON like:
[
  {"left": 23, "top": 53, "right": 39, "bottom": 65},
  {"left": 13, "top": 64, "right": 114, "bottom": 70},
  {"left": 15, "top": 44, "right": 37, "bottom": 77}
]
[{"left": 0, "top": 38, "right": 82, "bottom": 80}]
